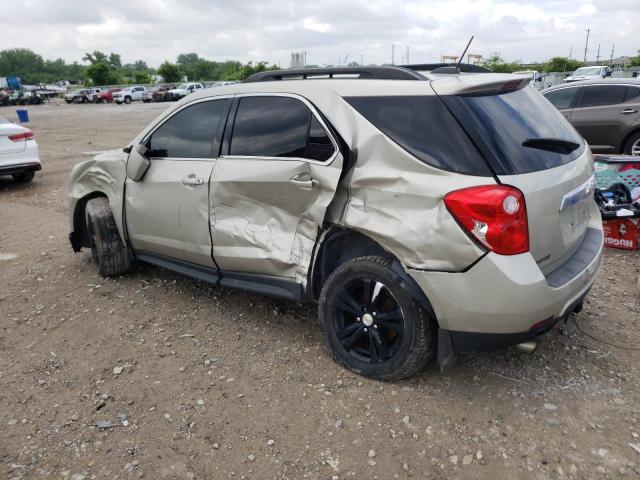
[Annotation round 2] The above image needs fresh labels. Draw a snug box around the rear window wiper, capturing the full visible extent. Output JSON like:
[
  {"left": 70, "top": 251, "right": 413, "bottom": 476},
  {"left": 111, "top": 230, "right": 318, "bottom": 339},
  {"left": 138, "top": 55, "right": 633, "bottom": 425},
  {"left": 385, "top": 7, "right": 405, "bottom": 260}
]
[{"left": 522, "top": 138, "right": 580, "bottom": 155}]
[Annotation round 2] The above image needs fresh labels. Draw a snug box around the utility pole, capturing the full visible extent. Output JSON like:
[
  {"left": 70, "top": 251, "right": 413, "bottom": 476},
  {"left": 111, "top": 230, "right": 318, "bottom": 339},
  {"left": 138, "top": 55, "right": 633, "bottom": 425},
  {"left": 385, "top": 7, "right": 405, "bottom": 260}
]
[
  {"left": 583, "top": 29, "right": 590, "bottom": 62},
  {"left": 569, "top": 43, "right": 573, "bottom": 60},
  {"left": 596, "top": 44, "right": 600, "bottom": 63},
  {"left": 406, "top": 46, "right": 410, "bottom": 64},
  {"left": 610, "top": 44, "right": 615, "bottom": 64},
  {"left": 360, "top": 55, "right": 364, "bottom": 66},
  {"left": 392, "top": 44, "right": 397, "bottom": 65}
]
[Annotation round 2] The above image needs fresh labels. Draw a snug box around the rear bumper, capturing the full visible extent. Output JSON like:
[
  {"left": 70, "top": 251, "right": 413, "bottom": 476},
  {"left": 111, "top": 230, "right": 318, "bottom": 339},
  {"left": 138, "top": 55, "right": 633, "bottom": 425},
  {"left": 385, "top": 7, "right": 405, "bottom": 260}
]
[
  {"left": 0, "top": 162, "right": 41, "bottom": 176},
  {"left": 409, "top": 225, "right": 604, "bottom": 352}
]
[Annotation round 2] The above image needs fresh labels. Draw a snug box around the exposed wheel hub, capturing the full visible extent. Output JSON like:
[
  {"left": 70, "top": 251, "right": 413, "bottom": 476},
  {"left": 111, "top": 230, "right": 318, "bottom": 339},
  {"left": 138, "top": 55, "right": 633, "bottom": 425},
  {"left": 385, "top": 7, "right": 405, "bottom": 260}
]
[{"left": 362, "top": 313, "right": 374, "bottom": 327}]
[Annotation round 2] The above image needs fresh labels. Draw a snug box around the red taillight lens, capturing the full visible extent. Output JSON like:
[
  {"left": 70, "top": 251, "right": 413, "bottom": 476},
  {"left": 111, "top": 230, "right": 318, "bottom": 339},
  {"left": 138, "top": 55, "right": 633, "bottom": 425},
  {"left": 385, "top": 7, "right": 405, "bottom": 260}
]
[
  {"left": 8, "top": 131, "right": 34, "bottom": 142},
  {"left": 444, "top": 185, "right": 529, "bottom": 255}
]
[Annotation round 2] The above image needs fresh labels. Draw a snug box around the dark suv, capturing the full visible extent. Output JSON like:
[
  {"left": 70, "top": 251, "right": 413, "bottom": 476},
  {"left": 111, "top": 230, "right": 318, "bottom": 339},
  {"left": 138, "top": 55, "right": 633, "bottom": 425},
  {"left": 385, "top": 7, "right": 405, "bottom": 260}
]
[{"left": 542, "top": 79, "right": 640, "bottom": 156}]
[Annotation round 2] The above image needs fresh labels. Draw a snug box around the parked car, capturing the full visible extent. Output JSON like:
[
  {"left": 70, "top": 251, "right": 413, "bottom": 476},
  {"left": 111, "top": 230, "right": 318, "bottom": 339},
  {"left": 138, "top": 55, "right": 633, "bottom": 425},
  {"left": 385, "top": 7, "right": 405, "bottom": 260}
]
[
  {"left": 542, "top": 79, "right": 640, "bottom": 156},
  {"left": 564, "top": 65, "right": 612, "bottom": 83},
  {"left": 166, "top": 82, "right": 204, "bottom": 101},
  {"left": 113, "top": 86, "right": 147, "bottom": 104},
  {"left": 68, "top": 66, "right": 603, "bottom": 380},
  {"left": 513, "top": 70, "right": 544, "bottom": 90},
  {"left": 65, "top": 88, "right": 102, "bottom": 103},
  {"left": 143, "top": 85, "right": 174, "bottom": 103},
  {"left": 95, "top": 88, "right": 122, "bottom": 103},
  {"left": 0, "top": 114, "right": 41, "bottom": 183},
  {"left": 16, "top": 91, "right": 44, "bottom": 105}
]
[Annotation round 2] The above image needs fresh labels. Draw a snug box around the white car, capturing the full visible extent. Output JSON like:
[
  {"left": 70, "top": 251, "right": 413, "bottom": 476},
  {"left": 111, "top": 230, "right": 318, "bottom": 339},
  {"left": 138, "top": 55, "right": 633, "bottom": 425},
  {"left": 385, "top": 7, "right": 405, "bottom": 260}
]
[
  {"left": 64, "top": 88, "right": 102, "bottom": 104},
  {"left": 166, "top": 82, "right": 204, "bottom": 101},
  {"left": 513, "top": 70, "right": 544, "bottom": 90},
  {"left": 0, "top": 115, "right": 41, "bottom": 183},
  {"left": 113, "top": 86, "right": 148, "bottom": 104},
  {"left": 564, "top": 65, "right": 612, "bottom": 83}
]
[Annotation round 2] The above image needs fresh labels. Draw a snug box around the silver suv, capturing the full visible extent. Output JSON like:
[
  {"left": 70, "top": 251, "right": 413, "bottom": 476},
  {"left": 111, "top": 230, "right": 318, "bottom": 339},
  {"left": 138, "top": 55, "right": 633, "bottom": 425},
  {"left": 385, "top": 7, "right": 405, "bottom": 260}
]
[{"left": 68, "top": 66, "right": 604, "bottom": 380}]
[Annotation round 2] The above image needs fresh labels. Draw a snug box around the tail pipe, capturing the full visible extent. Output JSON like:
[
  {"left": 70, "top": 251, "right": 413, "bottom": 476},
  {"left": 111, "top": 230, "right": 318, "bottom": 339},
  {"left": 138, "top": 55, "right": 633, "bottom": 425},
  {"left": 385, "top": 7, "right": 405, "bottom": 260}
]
[{"left": 514, "top": 338, "right": 539, "bottom": 354}]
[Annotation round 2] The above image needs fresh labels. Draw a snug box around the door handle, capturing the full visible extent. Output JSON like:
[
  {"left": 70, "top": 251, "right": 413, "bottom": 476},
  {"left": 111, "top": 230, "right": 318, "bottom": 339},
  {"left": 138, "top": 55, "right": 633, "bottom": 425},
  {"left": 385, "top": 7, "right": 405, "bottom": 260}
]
[
  {"left": 181, "top": 174, "right": 204, "bottom": 186},
  {"left": 289, "top": 173, "right": 317, "bottom": 189},
  {"left": 621, "top": 108, "right": 638, "bottom": 114}
]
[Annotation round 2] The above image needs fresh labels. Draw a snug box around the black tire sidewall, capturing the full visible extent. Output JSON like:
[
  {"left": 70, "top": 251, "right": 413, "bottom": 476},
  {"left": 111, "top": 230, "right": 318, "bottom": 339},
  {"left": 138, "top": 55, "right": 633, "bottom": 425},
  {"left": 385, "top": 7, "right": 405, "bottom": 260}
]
[
  {"left": 319, "top": 256, "right": 433, "bottom": 380},
  {"left": 624, "top": 131, "right": 640, "bottom": 156}
]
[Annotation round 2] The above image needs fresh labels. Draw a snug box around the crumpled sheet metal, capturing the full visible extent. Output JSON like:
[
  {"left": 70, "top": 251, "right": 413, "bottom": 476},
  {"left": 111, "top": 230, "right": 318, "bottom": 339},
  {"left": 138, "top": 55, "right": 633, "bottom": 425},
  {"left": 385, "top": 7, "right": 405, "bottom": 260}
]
[
  {"left": 68, "top": 149, "right": 127, "bottom": 238},
  {"left": 210, "top": 154, "right": 343, "bottom": 284},
  {"left": 326, "top": 106, "right": 488, "bottom": 272}
]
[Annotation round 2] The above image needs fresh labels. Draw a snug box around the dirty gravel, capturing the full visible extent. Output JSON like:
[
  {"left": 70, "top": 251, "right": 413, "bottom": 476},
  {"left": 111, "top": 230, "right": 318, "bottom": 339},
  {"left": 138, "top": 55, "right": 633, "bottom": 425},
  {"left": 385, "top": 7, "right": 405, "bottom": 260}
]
[{"left": 1, "top": 102, "right": 640, "bottom": 480}]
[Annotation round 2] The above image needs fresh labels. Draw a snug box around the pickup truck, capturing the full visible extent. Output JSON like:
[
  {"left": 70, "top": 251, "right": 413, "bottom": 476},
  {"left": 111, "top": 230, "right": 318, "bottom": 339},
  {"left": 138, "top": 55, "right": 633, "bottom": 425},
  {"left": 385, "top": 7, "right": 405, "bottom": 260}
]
[
  {"left": 564, "top": 65, "right": 612, "bottom": 83},
  {"left": 65, "top": 88, "right": 102, "bottom": 103},
  {"left": 166, "top": 82, "right": 204, "bottom": 101},
  {"left": 95, "top": 88, "right": 122, "bottom": 103},
  {"left": 113, "top": 86, "right": 147, "bottom": 104}
]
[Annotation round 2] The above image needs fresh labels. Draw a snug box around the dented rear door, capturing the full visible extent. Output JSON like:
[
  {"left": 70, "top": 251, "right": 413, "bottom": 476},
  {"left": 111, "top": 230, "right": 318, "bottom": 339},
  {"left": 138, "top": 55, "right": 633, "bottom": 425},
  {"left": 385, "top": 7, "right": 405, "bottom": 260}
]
[{"left": 210, "top": 94, "right": 343, "bottom": 283}]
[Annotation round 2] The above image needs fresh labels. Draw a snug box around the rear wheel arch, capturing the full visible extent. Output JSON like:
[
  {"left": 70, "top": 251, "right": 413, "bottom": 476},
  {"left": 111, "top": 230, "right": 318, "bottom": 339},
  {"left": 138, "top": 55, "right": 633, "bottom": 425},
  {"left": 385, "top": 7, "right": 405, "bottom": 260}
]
[{"left": 309, "top": 228, "right": 437, "bottom": 320}]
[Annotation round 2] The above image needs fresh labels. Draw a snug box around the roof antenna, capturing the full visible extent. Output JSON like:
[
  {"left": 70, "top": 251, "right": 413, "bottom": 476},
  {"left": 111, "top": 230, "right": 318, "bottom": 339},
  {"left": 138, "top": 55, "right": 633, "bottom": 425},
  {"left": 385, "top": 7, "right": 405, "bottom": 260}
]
[{"left": 455, "top": 35, "right": 475, "bottom": 70}]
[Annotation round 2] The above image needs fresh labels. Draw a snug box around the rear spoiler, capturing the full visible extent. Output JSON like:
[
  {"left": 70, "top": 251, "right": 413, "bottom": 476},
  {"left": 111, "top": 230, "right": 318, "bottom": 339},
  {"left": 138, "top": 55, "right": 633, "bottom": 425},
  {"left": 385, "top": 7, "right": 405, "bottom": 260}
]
[{"left": 455, "top": 77, "right": 531, "bottom": 96}]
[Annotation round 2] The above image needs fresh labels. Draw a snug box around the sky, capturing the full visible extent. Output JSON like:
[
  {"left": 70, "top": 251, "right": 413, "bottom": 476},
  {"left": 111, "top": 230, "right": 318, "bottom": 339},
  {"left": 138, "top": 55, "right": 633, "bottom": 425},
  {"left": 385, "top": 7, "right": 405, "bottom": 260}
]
[{"left": 0, "top": 0, "right": 638, "bottom": 68}]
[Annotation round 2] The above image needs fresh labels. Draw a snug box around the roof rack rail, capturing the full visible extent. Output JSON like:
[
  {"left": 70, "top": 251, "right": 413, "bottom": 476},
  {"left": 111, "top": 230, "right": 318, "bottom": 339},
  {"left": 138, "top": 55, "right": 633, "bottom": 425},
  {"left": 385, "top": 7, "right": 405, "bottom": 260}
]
[
  {"left": 242, "top": 66, "right": 425, "bottom": 83},
  {"left": 403, "top": 63, "right": 491, "bottom": 74}
]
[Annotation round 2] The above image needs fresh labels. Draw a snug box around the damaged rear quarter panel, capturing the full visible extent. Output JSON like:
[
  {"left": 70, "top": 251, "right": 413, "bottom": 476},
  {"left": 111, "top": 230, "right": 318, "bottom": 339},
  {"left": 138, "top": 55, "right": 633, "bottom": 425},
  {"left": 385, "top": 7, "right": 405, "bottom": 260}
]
[
  {"left": 326, "top": 99, "right": 489, "bottom": 271},
  {"left": 68, "top": 149, "right": 127, "bottom": 239}
]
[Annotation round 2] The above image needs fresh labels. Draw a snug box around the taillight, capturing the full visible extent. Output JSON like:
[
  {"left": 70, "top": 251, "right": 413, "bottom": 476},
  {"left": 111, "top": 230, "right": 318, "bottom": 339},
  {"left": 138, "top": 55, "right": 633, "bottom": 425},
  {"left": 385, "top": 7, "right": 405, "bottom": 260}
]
[
  {"left": 444, "top": 185, "right": 529, "bottom": 255},
  {"left": 9, "top": 131, "right": 34, "bottom": 142}
]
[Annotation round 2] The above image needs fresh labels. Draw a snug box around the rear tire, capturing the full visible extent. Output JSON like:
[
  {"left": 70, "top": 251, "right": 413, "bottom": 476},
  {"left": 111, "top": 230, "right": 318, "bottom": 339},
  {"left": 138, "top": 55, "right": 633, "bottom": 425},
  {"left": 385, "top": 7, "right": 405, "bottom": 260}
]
[
  {"left": 12, "top": 171, "right": 35, "bottom": 183},
  {"left": 85, "top": 197, "right": 132, "bottom": 277},
  {"left": 318, "top": 255, "right": 436, "bottom": 380},
  {"left": 623, "top": 131, "right": 640, "bottom": 156}
]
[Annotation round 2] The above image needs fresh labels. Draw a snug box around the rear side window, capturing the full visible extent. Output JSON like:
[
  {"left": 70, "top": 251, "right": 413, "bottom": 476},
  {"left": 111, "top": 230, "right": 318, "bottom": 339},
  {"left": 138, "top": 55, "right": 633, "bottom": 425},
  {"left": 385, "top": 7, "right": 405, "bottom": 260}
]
[
  {"left": 577, "top": 85, "right": 627, "bottom": 108},
  {"left": 543, "top": 87, "right": 578, "bottom": 109},
  {"left": 444, "top": 86, "right": 585, "bottom": 175},
  {"left": 624, "top": 86, "right": 640, "bottom": 102},
  {"left": 345, "top": 96, "right": 492, "bottom": 176},
  {"left": 148, "top": 99, "right": 228, "bottom": 158},
  {"left": 230, "top": 96, "right": 335, "bottom": 161}
]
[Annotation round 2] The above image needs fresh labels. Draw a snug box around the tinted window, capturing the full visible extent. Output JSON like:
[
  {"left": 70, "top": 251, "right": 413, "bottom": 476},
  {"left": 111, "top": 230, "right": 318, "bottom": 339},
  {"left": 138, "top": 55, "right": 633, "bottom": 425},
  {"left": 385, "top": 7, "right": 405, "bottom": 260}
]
[
  {"left": 308, "top": 116, "right": 335, "bottom": 161},
  {"left": 148, "top": 99, "right": 228, "bottom": 158},
  {"left": 625, "top": 86, "right": 640, "bottom": 102},
  {"left": 346, "top": 96, "right": 492, "bottom": 175},
  {"left": 230, "top": 97, "right": 310, "bottom": 158},
  {"left": 445, "top": 86, "right": 585, "bottom": 175},
  {"left": 578, "top": 85, "right": 627, "bottom": 108},
  {"left": 544, "top": 87, "right": 578, "bottom": 109}
]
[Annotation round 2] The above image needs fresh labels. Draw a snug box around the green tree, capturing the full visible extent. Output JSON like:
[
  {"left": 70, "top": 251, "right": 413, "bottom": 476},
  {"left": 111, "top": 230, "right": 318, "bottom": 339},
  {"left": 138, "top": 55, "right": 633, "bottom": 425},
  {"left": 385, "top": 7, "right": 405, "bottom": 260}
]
[
  {"left": 86, "top": 62, "right": 120, "bottom": 85},
  {"left": 480, "top": 53, "right": 522, "bottom": 73},
  {"left": 158, "top": 61, "right": 182, "bottom": 82},
  {"left": 543, "top": 57, "right": 585, "bottom": 73},
  {"left": 134, "top": 71, "right": 152, "bottom": 84},
  {"left": 0, "top": 48, "right": 46, "bottom": 83},
  {"left": 629, "top": 56, "right": 640, "bottom": 67}
]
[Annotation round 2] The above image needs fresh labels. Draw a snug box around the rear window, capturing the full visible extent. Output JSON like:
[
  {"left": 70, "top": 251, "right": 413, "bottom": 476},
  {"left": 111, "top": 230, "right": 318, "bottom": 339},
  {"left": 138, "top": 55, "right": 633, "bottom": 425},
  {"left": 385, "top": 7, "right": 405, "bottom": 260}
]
[
  {"left": 444, "top": 87, "right": 585, "bottom": 175},
  {"left": 577, "top": 85, "right": 627, "bottom": 108},
  {"left": 345, "top": 96, "right": 492, "bottom": 176}
]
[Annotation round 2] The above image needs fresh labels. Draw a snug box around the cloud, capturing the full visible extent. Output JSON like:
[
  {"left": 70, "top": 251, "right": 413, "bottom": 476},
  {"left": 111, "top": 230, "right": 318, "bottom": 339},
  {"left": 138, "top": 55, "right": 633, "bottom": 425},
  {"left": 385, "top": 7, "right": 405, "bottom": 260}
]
[{"left": 0, "top": 0, "right": 637, "bottom": 67}]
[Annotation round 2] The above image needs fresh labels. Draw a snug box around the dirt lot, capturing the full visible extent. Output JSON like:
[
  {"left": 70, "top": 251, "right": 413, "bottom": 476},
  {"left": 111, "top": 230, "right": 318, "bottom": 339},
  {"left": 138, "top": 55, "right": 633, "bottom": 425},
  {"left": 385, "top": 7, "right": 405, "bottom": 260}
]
[{"left": 1, "top": 101, "right": 639, "bottom": 480}]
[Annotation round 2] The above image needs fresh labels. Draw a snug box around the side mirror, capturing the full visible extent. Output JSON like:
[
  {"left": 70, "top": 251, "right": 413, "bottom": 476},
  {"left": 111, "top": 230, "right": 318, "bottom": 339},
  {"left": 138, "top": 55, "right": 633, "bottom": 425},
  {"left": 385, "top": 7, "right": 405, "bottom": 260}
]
[
  {"left": 605, "top": 70, "right": 612, "bottom": 77},
  {"left": 536, "top": 76, "right": 542, "bottom": 82},
  {"left": 126, "top": 143, "right": 150, "bottom": 182}
]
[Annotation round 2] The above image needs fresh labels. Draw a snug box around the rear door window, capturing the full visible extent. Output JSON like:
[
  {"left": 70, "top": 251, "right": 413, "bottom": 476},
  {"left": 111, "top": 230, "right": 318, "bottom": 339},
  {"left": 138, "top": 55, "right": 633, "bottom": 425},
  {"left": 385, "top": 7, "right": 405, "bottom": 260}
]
[
  {"left": 577, "top": 85, "right": 627, "bottom": 108},
  {"left": 345, "top": 96, "right": 492, "bottom": 176},
  {"left": 229, "top": 96, "right": 309, "bottom": 159},
  {"left": 148, "top": 99, "right": 229, "bottom": 158},
  {"left": 444, "top": 86, "right": 585, "bottom": 175},
  {"left": 543, "top": 87, "right": 578, "bottom": 109}
]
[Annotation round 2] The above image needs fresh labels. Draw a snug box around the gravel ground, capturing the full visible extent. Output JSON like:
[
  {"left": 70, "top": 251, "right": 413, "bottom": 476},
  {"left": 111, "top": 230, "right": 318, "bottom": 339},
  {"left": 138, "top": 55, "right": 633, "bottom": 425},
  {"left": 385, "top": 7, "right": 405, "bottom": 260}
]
[{"left": 1, "top": 102, "right": 639, "bottom": 480}]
